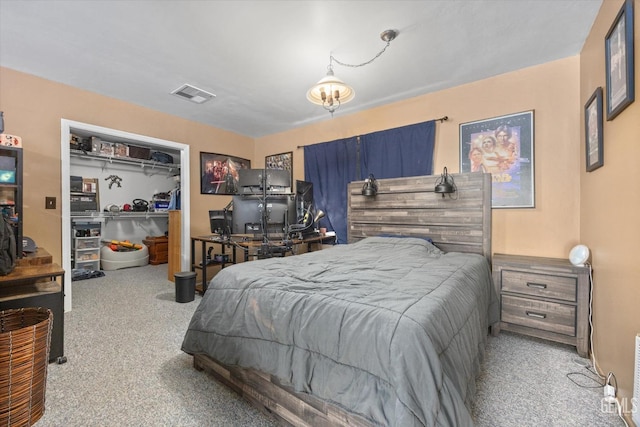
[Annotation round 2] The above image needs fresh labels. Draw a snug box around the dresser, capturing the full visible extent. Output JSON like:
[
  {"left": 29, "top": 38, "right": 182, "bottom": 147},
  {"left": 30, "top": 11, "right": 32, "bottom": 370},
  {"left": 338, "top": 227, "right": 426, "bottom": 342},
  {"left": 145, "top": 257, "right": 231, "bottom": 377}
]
[{"left": 492, "top": 253, "right": 591, "bottom": 357}]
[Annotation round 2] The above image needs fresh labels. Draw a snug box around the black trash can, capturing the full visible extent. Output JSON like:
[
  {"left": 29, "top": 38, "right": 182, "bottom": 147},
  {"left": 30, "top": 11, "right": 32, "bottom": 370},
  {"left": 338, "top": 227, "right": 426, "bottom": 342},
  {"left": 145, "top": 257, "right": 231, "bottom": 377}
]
[{"left": 174, "top": 271, "right": 196, "bottom": 303}]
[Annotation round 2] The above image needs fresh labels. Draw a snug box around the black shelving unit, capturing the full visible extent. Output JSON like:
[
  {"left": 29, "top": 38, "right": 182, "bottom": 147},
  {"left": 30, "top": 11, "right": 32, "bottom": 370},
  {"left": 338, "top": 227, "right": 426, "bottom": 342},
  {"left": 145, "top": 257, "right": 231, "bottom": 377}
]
[{"left": 0, "top": 146, "right": 22, "bottom": 258}]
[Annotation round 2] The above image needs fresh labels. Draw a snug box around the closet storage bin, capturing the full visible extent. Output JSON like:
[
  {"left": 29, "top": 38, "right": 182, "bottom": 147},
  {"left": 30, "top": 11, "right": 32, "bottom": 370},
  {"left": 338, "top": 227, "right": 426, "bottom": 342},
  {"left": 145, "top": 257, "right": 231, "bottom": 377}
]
[
  {"left": 74, "top": 236, "right": 101, "bottom": 271},
  {"left": 0, "top": 307, "right": 53, "bottom": 426}
]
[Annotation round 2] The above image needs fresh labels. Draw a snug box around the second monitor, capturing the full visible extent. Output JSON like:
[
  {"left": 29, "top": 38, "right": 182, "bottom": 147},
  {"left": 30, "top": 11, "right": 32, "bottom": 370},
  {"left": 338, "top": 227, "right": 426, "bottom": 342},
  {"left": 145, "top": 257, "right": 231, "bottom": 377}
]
[
  {"left": 231, "top": 194, "right": 295, "bottom": 236},
  {"left": 237, "top": 168, "right": 291, "bottom": 194}
]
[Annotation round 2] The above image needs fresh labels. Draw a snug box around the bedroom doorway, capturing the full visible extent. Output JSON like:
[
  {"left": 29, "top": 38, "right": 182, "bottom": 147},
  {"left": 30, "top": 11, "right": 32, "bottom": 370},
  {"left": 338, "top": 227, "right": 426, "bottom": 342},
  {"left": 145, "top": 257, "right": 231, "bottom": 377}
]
[{"left": 60, "top": 119, "right": 191, "bottom": 312}]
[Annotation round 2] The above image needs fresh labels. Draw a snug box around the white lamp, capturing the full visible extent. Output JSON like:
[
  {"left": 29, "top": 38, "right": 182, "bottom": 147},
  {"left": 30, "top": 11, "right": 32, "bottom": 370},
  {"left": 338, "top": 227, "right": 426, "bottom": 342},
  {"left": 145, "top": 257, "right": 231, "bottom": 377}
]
[{"left": 569, "top": 245, "right": 590, "bottom": 266}]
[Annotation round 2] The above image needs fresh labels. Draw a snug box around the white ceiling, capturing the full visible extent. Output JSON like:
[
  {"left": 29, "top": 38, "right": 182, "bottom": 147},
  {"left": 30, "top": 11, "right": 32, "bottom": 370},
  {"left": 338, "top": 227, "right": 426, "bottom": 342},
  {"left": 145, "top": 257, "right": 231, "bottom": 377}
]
[{"left": 0, "top": 0, "right": 602, "bottom": 139}]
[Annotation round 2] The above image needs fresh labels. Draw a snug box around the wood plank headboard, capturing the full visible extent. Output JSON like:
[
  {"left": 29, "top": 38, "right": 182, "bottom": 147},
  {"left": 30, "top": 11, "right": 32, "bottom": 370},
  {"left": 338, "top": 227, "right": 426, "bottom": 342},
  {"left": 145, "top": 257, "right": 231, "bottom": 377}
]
[{"left": 347, "top": 172, "right": 492, "bottom": 263}]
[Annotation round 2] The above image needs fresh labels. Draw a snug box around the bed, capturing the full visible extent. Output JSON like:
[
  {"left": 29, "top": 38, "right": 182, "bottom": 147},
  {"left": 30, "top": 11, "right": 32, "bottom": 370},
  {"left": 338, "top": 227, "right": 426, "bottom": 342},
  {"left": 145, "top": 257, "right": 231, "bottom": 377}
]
[{"left": 182, "top": 172, "right": 498, "bottom": 426}]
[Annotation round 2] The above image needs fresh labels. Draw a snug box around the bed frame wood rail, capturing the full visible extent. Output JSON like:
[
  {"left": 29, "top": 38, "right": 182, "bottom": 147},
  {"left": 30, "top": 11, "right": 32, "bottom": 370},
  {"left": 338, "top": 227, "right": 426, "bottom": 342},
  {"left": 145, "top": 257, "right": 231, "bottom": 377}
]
[{"left": 194, "top": 354, "right": 373, "bottom": 427}]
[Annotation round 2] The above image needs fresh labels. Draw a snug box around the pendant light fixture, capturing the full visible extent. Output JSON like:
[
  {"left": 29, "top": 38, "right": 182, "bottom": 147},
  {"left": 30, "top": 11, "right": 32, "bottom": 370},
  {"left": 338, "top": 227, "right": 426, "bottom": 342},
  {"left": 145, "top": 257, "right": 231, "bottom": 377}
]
[{"left": 307, "top": 29, "right": 398, "bottom": 116}]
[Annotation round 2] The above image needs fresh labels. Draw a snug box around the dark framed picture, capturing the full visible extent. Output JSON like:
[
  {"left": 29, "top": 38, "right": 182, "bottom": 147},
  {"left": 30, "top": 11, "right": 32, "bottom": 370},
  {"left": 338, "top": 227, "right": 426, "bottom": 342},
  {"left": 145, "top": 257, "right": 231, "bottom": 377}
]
[
  {"left": 200, "top": 152, "right": 251, "bottom": 195},
  {"left": 460, "top": 110, "right": 535, "bottom": 208},
  {"left": 605, "top": 0, "right": 635, "bottom": 120},
  {"left": 585, "top": 87, "right": 604, "bottom": 172},
  {"left": 265, "top": 151, "right": 293, "bottom": 185}
]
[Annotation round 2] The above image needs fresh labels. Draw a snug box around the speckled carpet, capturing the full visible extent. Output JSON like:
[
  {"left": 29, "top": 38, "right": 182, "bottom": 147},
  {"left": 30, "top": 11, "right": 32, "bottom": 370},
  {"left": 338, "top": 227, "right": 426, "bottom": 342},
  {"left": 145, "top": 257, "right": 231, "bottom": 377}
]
[{"left": 36, "top": 264, "right": 623, "bottom": 426}]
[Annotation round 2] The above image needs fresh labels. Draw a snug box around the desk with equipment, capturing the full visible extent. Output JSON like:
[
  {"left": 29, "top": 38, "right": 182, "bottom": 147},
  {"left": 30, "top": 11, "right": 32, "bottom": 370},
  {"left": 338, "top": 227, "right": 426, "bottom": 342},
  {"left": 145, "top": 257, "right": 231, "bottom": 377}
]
[
  {"left": 192, "top": 170, "right": 331, "bottom": 293},
  {"left": 191, "top": 233, "right": 336, "bottom": 293}
]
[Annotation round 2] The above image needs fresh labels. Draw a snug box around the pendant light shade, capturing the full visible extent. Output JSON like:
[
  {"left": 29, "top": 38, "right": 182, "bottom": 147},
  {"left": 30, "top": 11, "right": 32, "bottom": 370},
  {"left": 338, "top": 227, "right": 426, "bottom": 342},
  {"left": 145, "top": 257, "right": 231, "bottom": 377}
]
[{"left": 306, "top": 67, "right": 355, "bottom": 113}]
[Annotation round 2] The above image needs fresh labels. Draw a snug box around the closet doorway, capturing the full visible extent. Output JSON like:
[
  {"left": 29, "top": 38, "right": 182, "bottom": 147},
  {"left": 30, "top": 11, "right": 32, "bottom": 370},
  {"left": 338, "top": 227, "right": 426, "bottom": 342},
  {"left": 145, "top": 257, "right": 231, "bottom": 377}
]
[{"left": 60, "top": 119, "right": 191, "bottom": 311}]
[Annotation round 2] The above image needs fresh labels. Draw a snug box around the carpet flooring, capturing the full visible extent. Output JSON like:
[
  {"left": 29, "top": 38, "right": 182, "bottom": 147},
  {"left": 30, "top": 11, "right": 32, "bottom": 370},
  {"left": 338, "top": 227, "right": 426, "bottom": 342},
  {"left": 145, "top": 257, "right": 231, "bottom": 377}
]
[{"left": 35, "top": 264, "right": 623, "bottom": 426}]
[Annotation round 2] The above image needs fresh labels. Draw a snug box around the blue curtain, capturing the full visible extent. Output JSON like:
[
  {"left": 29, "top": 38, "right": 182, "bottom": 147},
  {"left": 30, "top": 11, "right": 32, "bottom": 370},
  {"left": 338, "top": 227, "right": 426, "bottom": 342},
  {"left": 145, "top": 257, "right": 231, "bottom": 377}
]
[
  {"left": 304, "top": 120, "right": 435, "bottom": 244},
  {"left": 361, "top": 121, "right": 435, "bottom": 178},
  {"left": 304, "top": 137, "right": 358, "bottom": 244}
]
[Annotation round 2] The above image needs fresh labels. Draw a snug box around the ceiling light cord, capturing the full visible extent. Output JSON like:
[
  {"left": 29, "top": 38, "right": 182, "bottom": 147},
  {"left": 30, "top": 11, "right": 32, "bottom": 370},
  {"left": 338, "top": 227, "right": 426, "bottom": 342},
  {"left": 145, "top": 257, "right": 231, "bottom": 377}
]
[
  {"left": 330, "top": 37, "right": 393, "bottom": 69},
  {"left": 307, "top": 29, "right": 398, "bottom": 115}
]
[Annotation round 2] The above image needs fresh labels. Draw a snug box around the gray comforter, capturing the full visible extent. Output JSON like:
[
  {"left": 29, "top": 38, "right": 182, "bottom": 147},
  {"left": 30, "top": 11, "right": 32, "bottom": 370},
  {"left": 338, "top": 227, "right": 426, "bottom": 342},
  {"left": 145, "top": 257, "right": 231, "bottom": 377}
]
[{"left": 182, "top": 236, "right": 498, "bottom": 426}]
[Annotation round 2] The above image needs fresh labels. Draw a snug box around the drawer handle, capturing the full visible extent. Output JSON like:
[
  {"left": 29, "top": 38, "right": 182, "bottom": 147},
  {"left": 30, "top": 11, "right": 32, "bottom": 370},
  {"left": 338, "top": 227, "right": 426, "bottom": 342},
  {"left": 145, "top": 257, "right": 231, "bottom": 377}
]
[
  {"left": 526, "top": 282, "right": 547, "bottom": 289},
  {"left": 526, "top": 311, "right": 547, "bottom": 319}
]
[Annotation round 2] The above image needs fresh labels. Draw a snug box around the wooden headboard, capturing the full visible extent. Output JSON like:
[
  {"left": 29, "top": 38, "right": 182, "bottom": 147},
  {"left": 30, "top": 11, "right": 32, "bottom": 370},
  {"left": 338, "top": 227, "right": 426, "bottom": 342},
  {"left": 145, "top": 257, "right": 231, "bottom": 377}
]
[{"left": 348, "top": 172, "right": 492, "bottom": 263}]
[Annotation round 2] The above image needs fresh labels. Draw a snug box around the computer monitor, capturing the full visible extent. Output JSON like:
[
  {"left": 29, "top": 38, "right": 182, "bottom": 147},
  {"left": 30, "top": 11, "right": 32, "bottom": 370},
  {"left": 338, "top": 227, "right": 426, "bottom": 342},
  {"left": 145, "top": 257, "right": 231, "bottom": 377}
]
[
  {"left": 231, "top": 196, "right": 262, "bottom": 234},
  {"left": 265, "top": 169, "right": 291, "bottom": 192},
  {"left": 209, "top": 210, "right": 232, "bottom": 236},
  {"left": 231, "top": 194, "right": 295, "bottom": 236},
  {"left": 237, "top": 169, "right": 264, "bottom": 192},
  {"left": 237, "top": 168, "right": 292, "bottom": 194}
]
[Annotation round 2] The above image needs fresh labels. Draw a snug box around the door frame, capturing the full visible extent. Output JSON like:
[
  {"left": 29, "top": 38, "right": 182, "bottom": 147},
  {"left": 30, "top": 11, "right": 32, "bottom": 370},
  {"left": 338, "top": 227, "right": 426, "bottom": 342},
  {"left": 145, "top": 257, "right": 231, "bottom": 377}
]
[{"left": 60, "top": 119, "right": 191, "bottom": 311}]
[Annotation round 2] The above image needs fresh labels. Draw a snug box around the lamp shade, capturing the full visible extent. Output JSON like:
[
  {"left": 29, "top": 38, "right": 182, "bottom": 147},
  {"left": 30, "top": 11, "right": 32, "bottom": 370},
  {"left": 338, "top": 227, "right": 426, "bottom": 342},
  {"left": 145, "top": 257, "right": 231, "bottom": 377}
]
[
  {"left": 569, "top": 245, "right": 590, "bottom": 266},
  {"left": 307, "top": 70, "right": 355, "bottom": 107}
]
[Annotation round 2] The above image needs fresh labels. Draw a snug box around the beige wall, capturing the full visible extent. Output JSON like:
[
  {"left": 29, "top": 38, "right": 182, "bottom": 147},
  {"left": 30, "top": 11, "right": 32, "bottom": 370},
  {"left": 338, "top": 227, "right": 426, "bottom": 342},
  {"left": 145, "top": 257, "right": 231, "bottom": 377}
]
[
  {"left": 580, "top": 0, "right": 640, "bottom": 410},
  {"left": 257, "top": 56, "right": 583, "bottom": 258},
  {"left": 0, "top": 66, "right": 253, "bottom": 265},
  {"left": 2, "top": 57, "right": 583, "bottom": 264}
]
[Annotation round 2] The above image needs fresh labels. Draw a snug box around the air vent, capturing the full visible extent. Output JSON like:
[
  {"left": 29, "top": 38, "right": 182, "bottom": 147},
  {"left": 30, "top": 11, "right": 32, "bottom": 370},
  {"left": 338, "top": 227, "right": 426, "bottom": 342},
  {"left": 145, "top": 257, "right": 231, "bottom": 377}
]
[{"left": 170, "top": 84, "right": 215, "bottom": 104}]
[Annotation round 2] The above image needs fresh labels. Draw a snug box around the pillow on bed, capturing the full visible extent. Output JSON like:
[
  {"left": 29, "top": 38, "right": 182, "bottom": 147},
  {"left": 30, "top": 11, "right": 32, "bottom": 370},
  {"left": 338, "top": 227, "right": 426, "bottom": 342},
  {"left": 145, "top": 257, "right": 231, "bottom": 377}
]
[
  {"left": 363, "top": 235, "right": 444, "bottom": 254},
  {"left": 377, "top": 234, "right": 435, "bottom": 245}
]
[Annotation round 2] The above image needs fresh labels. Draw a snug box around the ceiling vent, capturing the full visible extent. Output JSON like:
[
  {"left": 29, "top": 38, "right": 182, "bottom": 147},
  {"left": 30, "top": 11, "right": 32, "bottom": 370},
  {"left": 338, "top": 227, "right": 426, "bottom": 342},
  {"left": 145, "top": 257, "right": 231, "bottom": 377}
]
[{"left": 171, "top": 84, "right": 215, "bottom": 104}]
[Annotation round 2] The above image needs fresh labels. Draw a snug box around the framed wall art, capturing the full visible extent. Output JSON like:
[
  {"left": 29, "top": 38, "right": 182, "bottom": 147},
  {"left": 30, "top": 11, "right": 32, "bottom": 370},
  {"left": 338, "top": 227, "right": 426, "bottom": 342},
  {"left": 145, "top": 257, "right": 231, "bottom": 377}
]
[
  {"left": 585, "top": 87, "right": 604, "bottom": 172},
  {"left": 460, "top": 110, "right": 535, "bottom": 208},
  {"left": 265, "top": 151, "right": 293, "bottom": 185},
  {"left": 605, "top": 0, "right": 635, "bottom": 120},
  {"left": 200, "top": 152, "right": 251, "bottom": 195}
]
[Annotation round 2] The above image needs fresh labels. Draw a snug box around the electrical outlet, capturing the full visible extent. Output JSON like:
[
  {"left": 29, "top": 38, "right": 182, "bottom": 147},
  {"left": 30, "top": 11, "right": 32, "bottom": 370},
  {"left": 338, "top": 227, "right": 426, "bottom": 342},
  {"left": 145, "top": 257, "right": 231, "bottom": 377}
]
[{"left": 45, "top": 196, "right": 56, "bottom": 209}]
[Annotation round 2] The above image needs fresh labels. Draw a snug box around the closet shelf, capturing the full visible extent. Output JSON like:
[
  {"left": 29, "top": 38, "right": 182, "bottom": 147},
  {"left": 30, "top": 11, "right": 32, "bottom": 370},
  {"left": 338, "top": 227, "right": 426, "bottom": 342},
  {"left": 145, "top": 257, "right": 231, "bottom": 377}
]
[
  {"left": 70, "top": 149, "right": 179, "bottom": 174},
  {"left": 71, "top": 212, "right": 170, "bottom": 220}
]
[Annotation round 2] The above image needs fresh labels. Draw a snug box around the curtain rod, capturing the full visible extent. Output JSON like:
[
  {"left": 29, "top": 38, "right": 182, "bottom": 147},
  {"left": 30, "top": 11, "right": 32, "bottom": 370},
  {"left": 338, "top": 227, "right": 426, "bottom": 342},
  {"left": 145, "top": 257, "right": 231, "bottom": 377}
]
[{"left": 296, "top": 116, "right": 448, "bottom": 149}]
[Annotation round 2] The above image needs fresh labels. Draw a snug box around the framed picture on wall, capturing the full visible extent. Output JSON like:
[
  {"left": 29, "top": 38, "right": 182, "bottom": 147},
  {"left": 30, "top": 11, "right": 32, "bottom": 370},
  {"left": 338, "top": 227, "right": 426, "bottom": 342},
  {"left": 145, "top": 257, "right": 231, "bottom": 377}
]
[
  {"left": 265, "top": 151, "right": 293, "bottom": 186},
  {"left": 605, "top": 0, "right": 635, "bottom": 120},
  {"left": 585, "top": 87, "right": 604, "bottom": 172},
  {"left": 200, "top": 152, "right": 251, "bottom": 195},
  {"left": 460, "top": 110, "right": 535, "bottom": 208}
]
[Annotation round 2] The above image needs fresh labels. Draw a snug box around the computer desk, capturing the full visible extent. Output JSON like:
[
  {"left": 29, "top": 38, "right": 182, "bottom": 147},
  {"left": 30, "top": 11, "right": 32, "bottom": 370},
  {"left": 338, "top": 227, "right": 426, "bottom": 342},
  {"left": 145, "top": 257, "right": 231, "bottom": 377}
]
[{"left": 190, "top": 233, "right": 337, "bottom": 293}]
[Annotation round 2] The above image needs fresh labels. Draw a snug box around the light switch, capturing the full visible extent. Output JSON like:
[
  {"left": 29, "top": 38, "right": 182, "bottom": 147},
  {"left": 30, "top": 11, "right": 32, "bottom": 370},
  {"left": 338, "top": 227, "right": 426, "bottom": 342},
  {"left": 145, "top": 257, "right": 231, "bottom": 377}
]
[{"left": 45, "top": 196, "right": 56, "bottom": 209}]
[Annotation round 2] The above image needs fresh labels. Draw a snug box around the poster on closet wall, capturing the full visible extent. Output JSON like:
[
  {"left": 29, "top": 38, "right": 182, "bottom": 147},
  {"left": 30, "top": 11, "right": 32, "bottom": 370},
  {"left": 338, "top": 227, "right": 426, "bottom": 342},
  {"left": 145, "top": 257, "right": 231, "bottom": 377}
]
[
  {"left": 459, "top": 110, "right": 535, "bottom": 208},
  {"left": 200, "top": 152, "right": 251, "bottom": 195}
]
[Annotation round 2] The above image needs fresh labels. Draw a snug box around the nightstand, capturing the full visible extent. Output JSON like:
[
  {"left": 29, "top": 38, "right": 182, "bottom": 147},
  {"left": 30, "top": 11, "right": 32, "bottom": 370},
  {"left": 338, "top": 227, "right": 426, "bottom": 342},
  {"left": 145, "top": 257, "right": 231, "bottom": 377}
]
[{"left": 492, "top": 253, "right": 591, "bottom": 357}]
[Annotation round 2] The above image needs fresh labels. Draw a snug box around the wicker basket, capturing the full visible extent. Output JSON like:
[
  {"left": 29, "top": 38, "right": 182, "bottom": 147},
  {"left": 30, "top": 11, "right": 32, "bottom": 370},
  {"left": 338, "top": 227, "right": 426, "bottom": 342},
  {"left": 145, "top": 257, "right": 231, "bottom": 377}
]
[{"left": 0, "top": 308, "right": 53, "bottom": 427}]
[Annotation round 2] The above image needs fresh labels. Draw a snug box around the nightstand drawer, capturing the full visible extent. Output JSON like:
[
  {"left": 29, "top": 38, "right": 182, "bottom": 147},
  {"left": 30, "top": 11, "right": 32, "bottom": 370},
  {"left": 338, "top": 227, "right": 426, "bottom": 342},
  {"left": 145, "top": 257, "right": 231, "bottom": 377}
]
[
  {"left": 502, "top": 295, "right": 576, "bottom": 336},
  {"left": 501, "top": 270, "right": 577, "bottom": 302}
]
